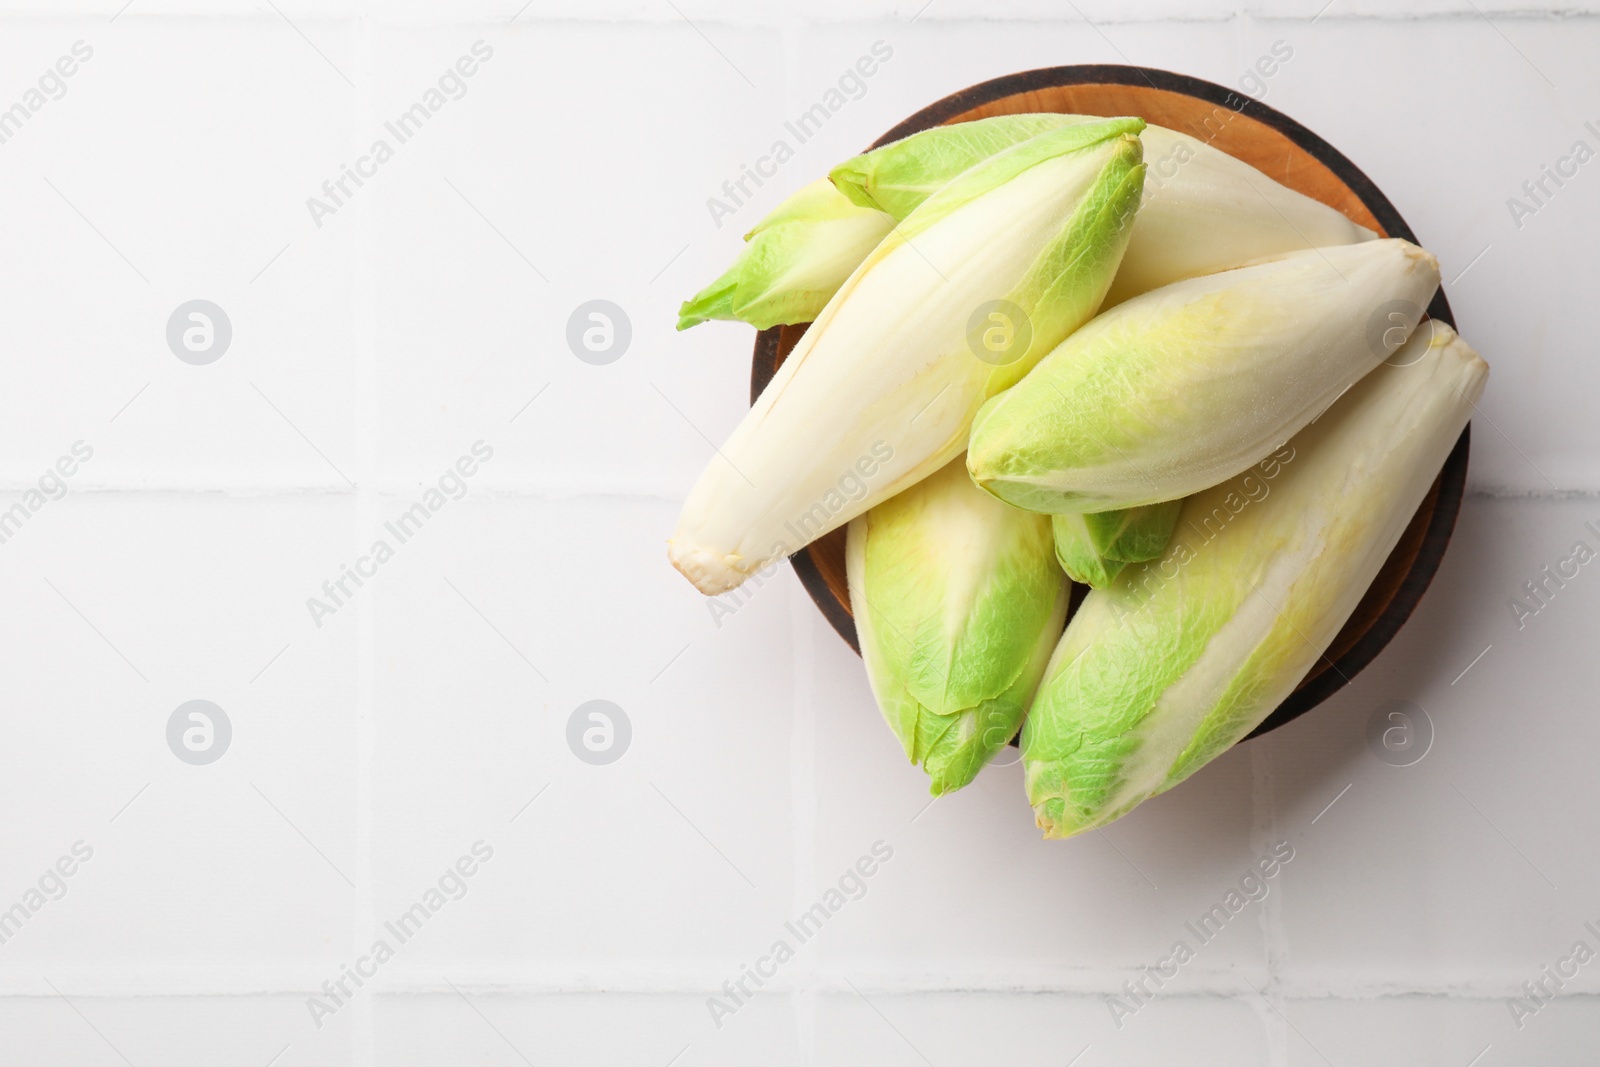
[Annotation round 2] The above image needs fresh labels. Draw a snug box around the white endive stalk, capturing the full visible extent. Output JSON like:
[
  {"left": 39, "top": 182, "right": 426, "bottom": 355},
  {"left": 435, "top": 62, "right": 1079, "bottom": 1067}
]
[
  {"left": 847, "top": 457, "right": 1068, "bottom": 796},
  {"left": 670, "top": 119, "right": 1146, "bottom": 595},
  {"left": 968, "top": 239, "right": 1442, "bottom": 514},
  {"left": 1023, "top": 323, "right": 1487, "bottom": 838},
  {"left": 1106, "top": 123, "right": 1376, "bottom": 305},
  {"left": 832, "top": 113, "right": 1376, "bottom": 305}
]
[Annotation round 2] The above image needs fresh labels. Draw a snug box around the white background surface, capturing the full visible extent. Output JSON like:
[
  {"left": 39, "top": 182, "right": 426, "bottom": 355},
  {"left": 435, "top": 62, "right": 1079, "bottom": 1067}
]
[{"left": 0, "top": 0, "right": 1594, "bottom": 1063}]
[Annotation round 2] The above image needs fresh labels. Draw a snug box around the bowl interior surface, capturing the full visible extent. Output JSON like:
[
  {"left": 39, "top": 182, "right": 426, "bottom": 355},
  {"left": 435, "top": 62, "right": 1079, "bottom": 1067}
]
[{"left": 751, "top": 66, "right": 1467, "bottom": 739}]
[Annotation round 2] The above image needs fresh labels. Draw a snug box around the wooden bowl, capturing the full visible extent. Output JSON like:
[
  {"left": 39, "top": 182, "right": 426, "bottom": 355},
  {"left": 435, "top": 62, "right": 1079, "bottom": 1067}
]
[{"left": 751, "top": 65, "right": 1469, "bottom": 740}]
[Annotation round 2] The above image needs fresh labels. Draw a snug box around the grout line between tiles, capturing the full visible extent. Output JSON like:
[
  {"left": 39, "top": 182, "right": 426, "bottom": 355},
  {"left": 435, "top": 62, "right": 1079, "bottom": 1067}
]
[{"left": 29, "top": 8, "right": 1600, "bottom": 29}]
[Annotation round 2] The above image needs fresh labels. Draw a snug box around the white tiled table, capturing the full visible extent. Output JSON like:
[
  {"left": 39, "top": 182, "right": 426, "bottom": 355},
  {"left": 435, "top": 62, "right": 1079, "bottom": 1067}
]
[{"left": 0, "top": 1, "right": 1593, "bottom": 1063}]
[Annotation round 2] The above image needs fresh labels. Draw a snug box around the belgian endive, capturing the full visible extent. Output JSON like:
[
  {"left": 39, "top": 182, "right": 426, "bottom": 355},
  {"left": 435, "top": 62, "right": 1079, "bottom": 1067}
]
[
  {"left": 677, "top": 179, "right": 894, "bottom": 331},
  {"left": 847, "top": 458, "right": 1068, "bottom": 795},
  {"left": 670, "top": 119, "right": 1146, "bottom": 595},
  {"left": 968, "top": 239, "right": 1442, "bottom": 514},
  {"left": 1023, "top": 322, "right": 1487, "bottom": 838},
  {"left": 832, "top": 113, "right": 1376, "bottom": 305}
]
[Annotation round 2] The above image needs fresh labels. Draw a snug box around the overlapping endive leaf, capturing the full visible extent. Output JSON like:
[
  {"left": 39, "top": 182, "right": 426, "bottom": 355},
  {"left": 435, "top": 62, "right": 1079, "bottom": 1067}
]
[
  {"left": 1052, "top": 513, "right": 1129, "bottom": 587},
  {"left": 670, "top": 119, "right": 1145, "bottom": 595},
  {"left": 681, "top": 113, "right": 1373, "bottom": 335},
  {"left": 830, "top": 114, "right": 1074, "bottom": 220},
  {"left": 684, "top": 121, "right": 1070, "bottom": 334},
  {"left": 1023, "top": 323, "right": 1488, "bottom": 838},
  {"left": 1088, "top": 502, "right": 1185, "bottom": 562},
  {"left": 677, "top": 179, "right": 894, "bottom": 331},
  {"left": 1052, "top": 500, "right": 1182, "bottom": 588},
  {"left": 847, "top": 458, "right": 1068, "bottom": 795},
  {"left": 967, "top": 239, "right": 1442, "bottom": 514}
]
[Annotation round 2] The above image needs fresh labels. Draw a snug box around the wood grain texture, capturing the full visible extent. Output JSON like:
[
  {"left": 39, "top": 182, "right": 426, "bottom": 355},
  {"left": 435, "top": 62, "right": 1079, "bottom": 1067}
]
[{"left": 750, "top": 65, "right": 1469, "bottom": 739}]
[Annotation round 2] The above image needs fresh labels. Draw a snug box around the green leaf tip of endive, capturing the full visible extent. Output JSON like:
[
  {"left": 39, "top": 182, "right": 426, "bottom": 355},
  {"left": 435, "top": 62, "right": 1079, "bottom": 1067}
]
[
  {"left": 828, "top": 112, "right": 1098, "bottom": 219},
  {"left": 1052, "top": 495, "right": 1180, "bottom": 589},
  {"left": 1052, "top": 513, "right": 1129, "bottom": 588},
  {"left": 895, "top": 117, "right": 1146, "bottom": 244},
  {"left": 1090, "top": 500, "right": 1182, "bottom": 563},
  {"left": 983, "top": 136, "right": 1146, "bottom": 397},
  {"left": 828, "top": 155, "right": 879, "bottom": 212},
  {"left": 675, "top": 177, "right": 894, "bottom": 332},
  {"left": 676, "top": 275, "right": 737, "bottom": 331},
  {"left": 846, "top": 458, "right": 1067, "bottom": 795}
]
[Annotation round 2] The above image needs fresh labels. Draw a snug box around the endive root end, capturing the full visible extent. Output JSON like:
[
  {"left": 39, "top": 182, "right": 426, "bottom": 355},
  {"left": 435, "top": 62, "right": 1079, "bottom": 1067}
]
[
  {"left": 668, "top": 541, "right": 755, "bottom": 596},
  {"left": 1034, "top": 799, "right": 1072, "bottom": 840},
  {"left": 1404, "top": 240, "right": 1439, "bottom": 273}
]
